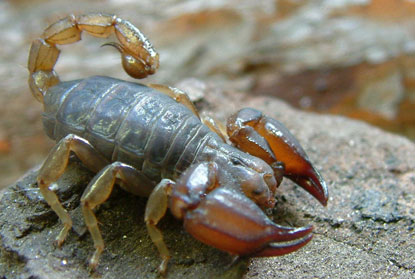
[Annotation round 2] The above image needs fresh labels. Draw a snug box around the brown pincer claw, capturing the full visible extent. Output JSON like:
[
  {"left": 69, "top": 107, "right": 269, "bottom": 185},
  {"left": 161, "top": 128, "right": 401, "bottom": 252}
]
[
  {"left": 183, "top": 187, "right": 313, "bottom": 258},
  {"left": 227, "top": 108, "right": 329, "bottom": 206}
]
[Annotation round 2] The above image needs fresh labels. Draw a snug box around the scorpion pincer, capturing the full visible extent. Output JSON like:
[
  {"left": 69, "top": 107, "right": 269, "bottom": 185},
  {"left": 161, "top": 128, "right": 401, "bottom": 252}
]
[{"left": 28, "top": 13, "right": 329, "bottom": 274}]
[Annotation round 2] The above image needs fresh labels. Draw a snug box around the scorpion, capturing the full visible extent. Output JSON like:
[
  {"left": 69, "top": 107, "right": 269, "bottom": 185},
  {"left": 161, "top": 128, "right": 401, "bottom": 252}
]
[{"left": 28, "top": 13, "right": 328, "bottom": 274}]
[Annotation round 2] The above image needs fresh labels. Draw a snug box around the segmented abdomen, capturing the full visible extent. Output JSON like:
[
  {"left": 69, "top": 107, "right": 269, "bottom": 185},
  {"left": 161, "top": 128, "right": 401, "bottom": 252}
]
[{"left": 42, "top": 76, "right": 217, "bottom": 181}]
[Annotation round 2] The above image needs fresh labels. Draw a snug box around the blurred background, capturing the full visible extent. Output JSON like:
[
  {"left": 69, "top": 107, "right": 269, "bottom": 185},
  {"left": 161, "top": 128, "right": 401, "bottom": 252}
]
[{"left": 1, "top": 0, "right": 415, "bottom": 189}]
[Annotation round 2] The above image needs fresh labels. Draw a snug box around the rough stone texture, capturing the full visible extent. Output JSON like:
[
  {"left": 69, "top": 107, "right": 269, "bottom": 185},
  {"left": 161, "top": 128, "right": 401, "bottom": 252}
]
[
  {"left": 1, "top": 85, "right": 414, "bottom": 278},
  {"left": 0, "top": 163, "right": 247, "bottom": 279}
]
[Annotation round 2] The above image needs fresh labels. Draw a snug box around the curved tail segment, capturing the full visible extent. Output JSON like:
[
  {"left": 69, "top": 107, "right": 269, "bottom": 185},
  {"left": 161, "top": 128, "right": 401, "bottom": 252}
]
[{"left": 28, "top": 13, "right": 159, "bottom": 103}]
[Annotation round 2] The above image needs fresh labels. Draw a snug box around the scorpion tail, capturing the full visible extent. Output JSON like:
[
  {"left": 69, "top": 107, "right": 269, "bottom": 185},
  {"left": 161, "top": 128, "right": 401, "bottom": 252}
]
[{"left": 28, "top": 13, "right": 159, "bottom": 103}]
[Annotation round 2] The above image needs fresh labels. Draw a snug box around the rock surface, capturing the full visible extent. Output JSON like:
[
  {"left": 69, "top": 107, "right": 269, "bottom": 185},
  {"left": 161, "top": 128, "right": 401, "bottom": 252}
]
[
  {"left": 1, "top": 85, "right": 414, "bottom": 278},
  {"left": 0, "top": 163, "right": 246, "bottom": 279}
]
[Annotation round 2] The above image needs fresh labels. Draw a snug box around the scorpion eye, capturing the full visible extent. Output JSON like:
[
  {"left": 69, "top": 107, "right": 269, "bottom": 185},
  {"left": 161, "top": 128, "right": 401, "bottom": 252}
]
[
  {"left": 230, "top": 157, "right": 242, "bottom": 166},
  {"left": 252, "top": 189, "right": 263, "bottom": 196}
]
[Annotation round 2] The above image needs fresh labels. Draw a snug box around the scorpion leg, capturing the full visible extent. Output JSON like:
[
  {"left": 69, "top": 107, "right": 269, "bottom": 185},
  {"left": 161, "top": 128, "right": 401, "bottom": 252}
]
[
  {"left": 80, "top": 162, "right": 153, "bottom": 270},
  {"left": 200, "top": 113, "right": 228, "bottom": 142},
  {"left": 227, "top": 108, "right": 328, "bottom": 206},
  {"left": 144, "top": 179, "right": 175, "bottom": 274},
  {"left": 147, "top": 83, "right": 229, "bottom": 142},
  {"left": 147, "top": 84, "right": 200, "bottom": 118},
  {"left": 37, "top": 134, "right": 108, "bottom": 246},
  {"left": 28, "top": 13, "right": 159, "bottom": 102},
  {"left": 145, "top": 162, "right": 219, "bottom": 274}
]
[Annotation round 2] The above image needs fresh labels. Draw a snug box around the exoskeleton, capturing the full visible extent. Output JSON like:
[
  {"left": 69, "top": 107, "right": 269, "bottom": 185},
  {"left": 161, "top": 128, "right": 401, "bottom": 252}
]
[{"left": 28, "top": 13, "right": 328, "bottom": 274}]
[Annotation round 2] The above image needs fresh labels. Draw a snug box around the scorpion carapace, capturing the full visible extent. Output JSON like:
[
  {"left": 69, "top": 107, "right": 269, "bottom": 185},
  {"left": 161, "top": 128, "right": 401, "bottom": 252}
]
[{"left": 28, "top": 13, "right": 328, "bottom": 274}]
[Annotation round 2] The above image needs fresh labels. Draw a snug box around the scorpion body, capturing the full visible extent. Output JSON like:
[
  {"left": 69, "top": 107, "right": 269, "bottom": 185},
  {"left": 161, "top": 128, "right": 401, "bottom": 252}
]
[
  {"left": 43, "top": 76, "right": 222, "bottom": 187},
  {"left": 28, "top": 13, "right": 328, "bottom": 275}
]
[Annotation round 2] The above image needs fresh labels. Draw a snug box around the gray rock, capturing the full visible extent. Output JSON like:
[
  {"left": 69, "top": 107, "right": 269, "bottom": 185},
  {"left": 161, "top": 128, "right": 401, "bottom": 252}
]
[
  {"left": 0, "top": 165, "right": 247, "bottom": 279},
  {"left": 1, "top": 89, "right": 415, "bottom": 279}
]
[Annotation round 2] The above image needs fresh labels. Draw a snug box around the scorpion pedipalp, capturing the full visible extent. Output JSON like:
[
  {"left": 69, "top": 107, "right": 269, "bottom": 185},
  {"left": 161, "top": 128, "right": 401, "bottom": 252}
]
[
  {"left": 227, "top": 108, "right": 328, "bottom": 206},
  {"left": 155, "top": 162, "right": 313, "bottom": 267},
  {"left": 182, "top": 187, "right": 313, "bottom": 257}
]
